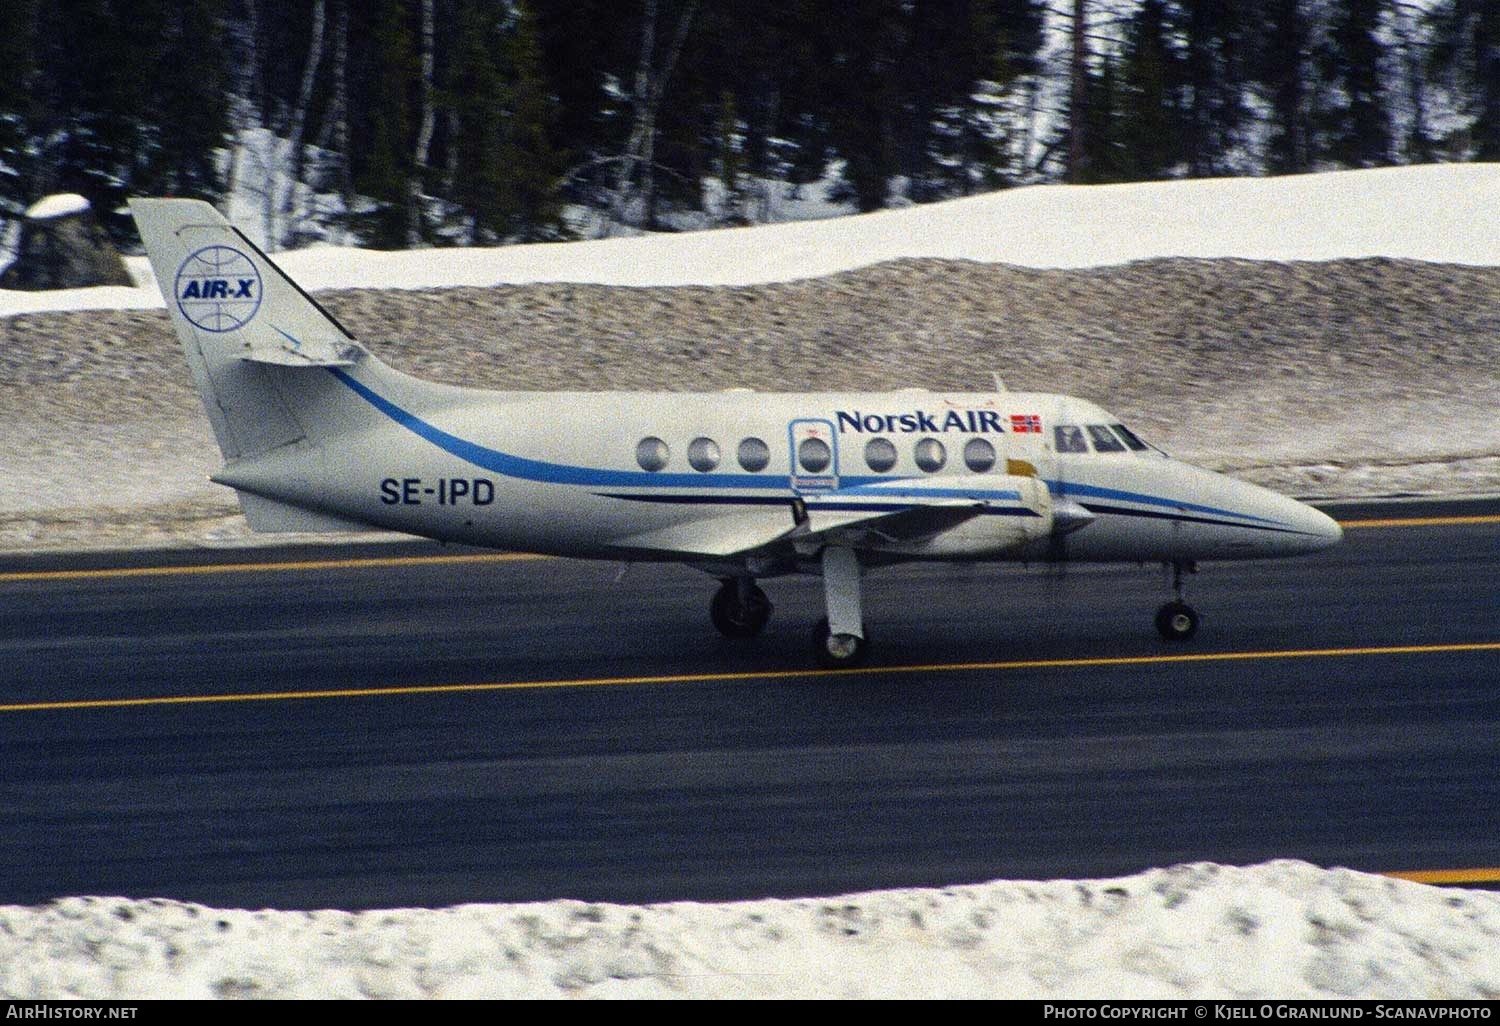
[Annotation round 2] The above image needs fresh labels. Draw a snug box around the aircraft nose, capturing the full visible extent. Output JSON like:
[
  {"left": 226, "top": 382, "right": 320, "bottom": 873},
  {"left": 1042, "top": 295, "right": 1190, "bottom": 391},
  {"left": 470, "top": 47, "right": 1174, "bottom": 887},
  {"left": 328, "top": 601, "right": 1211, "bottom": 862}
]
[{"left": 1292, "top": 501, "right": 1343, "bottom": 552}]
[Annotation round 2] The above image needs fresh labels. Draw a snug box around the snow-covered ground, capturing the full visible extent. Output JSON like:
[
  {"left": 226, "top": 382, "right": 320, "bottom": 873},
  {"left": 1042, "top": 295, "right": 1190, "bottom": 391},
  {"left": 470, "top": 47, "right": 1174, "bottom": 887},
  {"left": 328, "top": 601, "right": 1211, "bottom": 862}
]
[
  {"left": 4, "top": 862, "right": 1497, "bottom": 999},
  {"left": 3, "top": 163, "right": 1499, "bottom": 319},
  {"left": 4, "top": 165, "right": 1500, "bottom": 998}
]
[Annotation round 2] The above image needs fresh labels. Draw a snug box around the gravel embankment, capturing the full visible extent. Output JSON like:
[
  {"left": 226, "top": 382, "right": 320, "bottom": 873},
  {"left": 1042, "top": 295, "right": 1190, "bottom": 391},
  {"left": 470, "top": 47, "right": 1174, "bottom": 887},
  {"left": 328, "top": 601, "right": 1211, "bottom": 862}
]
[{"left": 3, "top": 257, "right": 1498, "bottom": 551}]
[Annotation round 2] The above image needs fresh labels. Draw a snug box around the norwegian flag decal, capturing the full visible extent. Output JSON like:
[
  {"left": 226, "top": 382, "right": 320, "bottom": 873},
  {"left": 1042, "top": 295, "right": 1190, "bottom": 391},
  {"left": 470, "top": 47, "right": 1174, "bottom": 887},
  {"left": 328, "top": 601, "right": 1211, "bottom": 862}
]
[{"left": 1010, "top": 414, "right": 1042, "bottom": 434}]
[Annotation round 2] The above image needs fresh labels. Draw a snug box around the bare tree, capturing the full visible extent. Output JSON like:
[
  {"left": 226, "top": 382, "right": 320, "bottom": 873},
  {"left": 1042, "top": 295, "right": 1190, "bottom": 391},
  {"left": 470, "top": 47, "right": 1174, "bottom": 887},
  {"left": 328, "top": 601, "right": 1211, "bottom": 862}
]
[
  {"left": 224, "top": 0, "right": 261, "bottom": 224},
  {"left": 314, "top": 0, "right": 353, "bottom": 238},
  {"left": 609, "top": 0, "right": 698, "bottom": 232},
  {"left": 276, "top": 0, "right": 327, "bottom": 247},
  {"left": 1391, "top": 1, "right": 1434, "bottom": 161},
  {"left": 1069, "top": 0, "right": 1088, "bottom": 183},
  {"left": 409, "top": 0, "right": 437, "bottom": 246}
]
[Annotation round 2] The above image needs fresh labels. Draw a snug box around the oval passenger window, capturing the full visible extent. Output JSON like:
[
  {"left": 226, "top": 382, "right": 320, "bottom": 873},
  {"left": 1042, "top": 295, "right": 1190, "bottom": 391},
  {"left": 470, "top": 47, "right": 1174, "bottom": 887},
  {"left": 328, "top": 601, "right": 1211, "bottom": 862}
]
[
  {"left": 963, "top": 437, "right": 996, "bottom": 473},
  {"left": 864, "top": 437, "right": 897, "bottom": 472},
  {"left": 687, "top": 436, "right": 720, "bottom": 472},
  {"left": 737, "top": 437, "right": 770, "bottom": 472},
  {"left": 798, "top": 436, "right": 832, "bottom": 473},
  {"left": 914, "top": 437, "right": 946, "bottom": 473},
  {"left": 636, "top": 436, "right": 669, "bottom": 472}
]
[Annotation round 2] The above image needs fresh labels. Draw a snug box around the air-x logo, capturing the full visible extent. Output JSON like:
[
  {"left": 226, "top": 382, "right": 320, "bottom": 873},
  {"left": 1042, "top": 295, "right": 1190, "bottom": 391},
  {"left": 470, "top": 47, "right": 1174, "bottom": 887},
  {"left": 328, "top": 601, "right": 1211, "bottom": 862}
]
[{"left": 175, "top": 245, "right": 262, "bottom": 332}]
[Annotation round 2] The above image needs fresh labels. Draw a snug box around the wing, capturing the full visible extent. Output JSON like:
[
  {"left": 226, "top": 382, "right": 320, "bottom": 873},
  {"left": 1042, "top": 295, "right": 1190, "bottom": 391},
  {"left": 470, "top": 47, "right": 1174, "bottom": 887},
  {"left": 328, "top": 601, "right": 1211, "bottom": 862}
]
[{"left": 610, "top": 474, "right": 1054, "bottom": 560}]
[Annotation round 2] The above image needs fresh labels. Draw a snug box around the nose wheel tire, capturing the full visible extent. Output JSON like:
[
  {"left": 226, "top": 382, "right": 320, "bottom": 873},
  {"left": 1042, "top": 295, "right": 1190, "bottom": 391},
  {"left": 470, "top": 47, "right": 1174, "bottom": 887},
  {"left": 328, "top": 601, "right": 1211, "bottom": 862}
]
[
  {"left": 710, "top": 579, "right": 772, "bottom": 639},
  {"left": 1155, "top": 600, "right": 1199, "bottom": 642},
  {"left": 813, "top": 617, "right": 868, "bottom": 668}
]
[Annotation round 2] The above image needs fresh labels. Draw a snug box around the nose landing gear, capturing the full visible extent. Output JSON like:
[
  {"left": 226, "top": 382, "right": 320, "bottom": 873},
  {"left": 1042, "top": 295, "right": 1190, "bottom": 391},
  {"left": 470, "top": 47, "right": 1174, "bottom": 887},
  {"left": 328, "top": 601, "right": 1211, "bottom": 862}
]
[
  {"left": 813, "top": 616, "right": 868, "bottom": 667},
  {"left": 813, "top": 545, "right": 868, "bottom": 667},
  {"left": 1155, "top": 561, "right": 1200, "bottom": 642}
]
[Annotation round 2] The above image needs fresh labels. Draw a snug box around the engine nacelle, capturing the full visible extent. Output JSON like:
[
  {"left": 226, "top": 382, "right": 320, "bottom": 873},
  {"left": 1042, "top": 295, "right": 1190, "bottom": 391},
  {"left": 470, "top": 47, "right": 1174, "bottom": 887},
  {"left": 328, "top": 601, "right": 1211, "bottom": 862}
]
[{"left": 858, "top": 473, "right": 1057, "bottom": 560}]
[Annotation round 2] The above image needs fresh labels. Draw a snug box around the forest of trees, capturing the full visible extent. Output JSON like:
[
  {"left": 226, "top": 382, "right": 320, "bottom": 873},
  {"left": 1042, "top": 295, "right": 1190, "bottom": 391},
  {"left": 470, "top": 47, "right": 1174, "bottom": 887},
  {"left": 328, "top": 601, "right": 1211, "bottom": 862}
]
[{"left": 0, "top": 0, "right": 1496, "bottom": 251}]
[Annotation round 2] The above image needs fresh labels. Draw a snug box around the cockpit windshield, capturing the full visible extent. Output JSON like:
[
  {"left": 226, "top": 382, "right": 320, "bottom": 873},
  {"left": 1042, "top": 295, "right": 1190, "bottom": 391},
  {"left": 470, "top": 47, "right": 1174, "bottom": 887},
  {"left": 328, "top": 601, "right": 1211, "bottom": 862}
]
[
  {"left": 1053, "top": 424, "right": 1088, "bottom": 453},
  {"left": 1053, "top": 421, "right": 1165, "bottom": 455},
  {"left": 1110, "top": 424, "right": 1150, "bottom": 452},
  {"left": 1087, "top": 425, "right": 1126, "bottom": 452}
]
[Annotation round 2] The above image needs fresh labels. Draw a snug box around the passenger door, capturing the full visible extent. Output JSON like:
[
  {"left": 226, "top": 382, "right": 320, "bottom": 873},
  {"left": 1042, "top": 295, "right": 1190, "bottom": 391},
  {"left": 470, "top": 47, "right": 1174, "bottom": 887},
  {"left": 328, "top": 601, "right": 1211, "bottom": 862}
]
[{"left": 788, "top": 418, "right": 839, "bottom": 495}]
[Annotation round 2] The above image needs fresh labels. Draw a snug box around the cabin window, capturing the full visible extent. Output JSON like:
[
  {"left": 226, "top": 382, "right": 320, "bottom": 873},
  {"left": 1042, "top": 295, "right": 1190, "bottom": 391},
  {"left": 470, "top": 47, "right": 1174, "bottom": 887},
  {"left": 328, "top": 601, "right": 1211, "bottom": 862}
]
[
  {"left": 914, "top": 437, "right": 946, "bottom": 473},
  {"left": 1054, "top": 425, "right": 1088, "bottom": 453},
  {"left": 864, "top": 437, "right": 897, "bottom": 472},
  {"left": 636, "top": 436, "right": 670, "bottom": 472},
  {"left": 798, "top": 436, "right": 832, "bottom": 473},
  {"left": 737, "top": 437, "right": 771, "bottom": 472},
  {"left": 687, "top": 436, "right": 720, "bottom": 472},
  {"left": 1087, "top": 425, "right": 1127, "bottom": 453},
  {"left": 1111, "top": 424, "right": 1150, "bottom": 452},
  {"left": 963, "top": 437, "right": 996, "bottom": 473}
]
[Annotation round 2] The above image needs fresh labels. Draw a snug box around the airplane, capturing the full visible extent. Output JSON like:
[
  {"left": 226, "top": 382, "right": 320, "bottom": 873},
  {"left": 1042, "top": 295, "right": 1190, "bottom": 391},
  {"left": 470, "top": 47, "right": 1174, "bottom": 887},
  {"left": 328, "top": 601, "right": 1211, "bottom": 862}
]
[{"left": 130, "top": 198, "right": 1343, "bottom": 667}]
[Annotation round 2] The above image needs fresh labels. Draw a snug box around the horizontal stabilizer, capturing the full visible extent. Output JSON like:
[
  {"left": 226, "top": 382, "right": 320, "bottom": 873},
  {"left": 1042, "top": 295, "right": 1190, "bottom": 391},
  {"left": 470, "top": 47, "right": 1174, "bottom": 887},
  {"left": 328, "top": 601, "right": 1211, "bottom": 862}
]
[{"left": 238, "top": 327, "right": 360, "bottom": 367}]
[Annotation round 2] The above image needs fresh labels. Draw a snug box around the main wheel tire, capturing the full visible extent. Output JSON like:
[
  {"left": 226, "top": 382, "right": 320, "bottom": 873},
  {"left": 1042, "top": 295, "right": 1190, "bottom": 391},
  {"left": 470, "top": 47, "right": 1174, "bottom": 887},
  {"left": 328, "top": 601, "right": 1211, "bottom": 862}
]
[
  {"left": 812, "top": 616, "right": 869, "bottom": 668},
  {"left": 1155, "top": 600, "right": 1199, "bottom": 642},
  {"left": 710, "top": 580, "right": 772, "bottom": 639}
]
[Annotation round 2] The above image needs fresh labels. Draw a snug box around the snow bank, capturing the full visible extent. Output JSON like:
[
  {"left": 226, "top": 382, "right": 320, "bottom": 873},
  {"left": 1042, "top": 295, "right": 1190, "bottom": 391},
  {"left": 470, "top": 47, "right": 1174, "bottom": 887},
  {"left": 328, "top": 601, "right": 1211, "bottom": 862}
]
[
  {"left": 2, "top": 862, "right": 1495, "bottom": 999},
  {"left": 2, "top": 164, "right": 1498, "bottom": 320}
]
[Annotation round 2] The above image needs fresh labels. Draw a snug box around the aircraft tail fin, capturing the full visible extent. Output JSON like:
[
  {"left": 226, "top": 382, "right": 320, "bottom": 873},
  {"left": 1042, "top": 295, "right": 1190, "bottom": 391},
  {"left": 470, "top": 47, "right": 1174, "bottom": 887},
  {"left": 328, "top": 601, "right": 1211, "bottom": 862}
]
[{"left": 129, "top": 197, "right": 377, "bottom": 461}]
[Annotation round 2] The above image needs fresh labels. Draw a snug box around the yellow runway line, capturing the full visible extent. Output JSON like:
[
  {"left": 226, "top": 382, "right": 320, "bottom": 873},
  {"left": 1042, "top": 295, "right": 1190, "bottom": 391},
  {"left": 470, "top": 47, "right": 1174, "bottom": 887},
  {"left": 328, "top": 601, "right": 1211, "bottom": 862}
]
[
  {"left": 1383, "top": 867, "right": 1500, "bottom": 886},
  {"left": 5, "top": 640, "right": 1499, "bottom": 714},
  {"left": 0, "top": 551, "right": 544, "bottom": 584},
  {"left": 1338, "top": 514, "right": 1500, "bottom": 529}
]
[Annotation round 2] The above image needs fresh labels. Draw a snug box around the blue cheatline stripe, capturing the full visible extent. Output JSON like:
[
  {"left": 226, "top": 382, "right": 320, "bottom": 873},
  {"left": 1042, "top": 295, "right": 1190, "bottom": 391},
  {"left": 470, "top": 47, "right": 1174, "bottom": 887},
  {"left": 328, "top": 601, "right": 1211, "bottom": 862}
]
[
  {"left": 1050, "top": 479, "right": 1289, "bottom": 528},
  {"left": 329, "top": 366, "right": 1007, "bottom": 498},
  {"left": 1079, "top": 502, "right": 1307, "bottom": 535},
  {"left": 271, "top": 324, "right": 303, "bottom": 351},
  {"left": 598, "top": 493, "right": 1043, "bottom": 517},
  {"left": 836, "top": 486, "right": 1023, "bottom": 501},
  {"left": 332, "top": 367, "right": 786, "bottom": 490},
  {"left": 811, "top": 502, "right": 1041, "bottom": 518},
  {"left": 327, "top": 367, "right": 1282, "bottom": 526}
]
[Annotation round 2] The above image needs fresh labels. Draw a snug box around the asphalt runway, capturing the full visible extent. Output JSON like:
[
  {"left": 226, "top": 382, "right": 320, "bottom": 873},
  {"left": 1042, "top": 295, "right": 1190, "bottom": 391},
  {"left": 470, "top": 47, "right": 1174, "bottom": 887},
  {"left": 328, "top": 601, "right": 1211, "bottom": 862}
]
[{"left": 2, "top": 499, "right": 1498, "bottom": 910}]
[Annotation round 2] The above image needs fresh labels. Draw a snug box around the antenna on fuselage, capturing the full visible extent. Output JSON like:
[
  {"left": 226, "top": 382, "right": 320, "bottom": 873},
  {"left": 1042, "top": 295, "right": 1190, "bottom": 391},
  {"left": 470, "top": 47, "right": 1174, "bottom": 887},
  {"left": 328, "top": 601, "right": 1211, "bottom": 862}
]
[{"left": 991, "top": 372, "right": 1007, "bottom": 392}]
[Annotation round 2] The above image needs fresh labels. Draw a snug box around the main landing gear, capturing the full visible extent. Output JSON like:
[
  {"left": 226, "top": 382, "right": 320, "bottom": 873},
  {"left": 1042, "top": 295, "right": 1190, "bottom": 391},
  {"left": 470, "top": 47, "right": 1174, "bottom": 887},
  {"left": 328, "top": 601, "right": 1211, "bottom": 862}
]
[
  {"left": 710, "top": 577, "right": 773, "bottom": 639},
  {"left": 707, "top": 546, "right": 869, "bottom": 667},
  {"left": 1155, "top": 561, "right": 1200, "bottom": 642}
]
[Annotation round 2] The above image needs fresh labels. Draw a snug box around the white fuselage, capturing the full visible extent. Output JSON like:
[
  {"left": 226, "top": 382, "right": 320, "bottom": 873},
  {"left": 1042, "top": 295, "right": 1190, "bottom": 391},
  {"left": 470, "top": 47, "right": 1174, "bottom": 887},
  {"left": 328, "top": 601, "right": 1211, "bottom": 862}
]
[{"left": 213, "top": 367, "right": 1342, "bottom": 572}]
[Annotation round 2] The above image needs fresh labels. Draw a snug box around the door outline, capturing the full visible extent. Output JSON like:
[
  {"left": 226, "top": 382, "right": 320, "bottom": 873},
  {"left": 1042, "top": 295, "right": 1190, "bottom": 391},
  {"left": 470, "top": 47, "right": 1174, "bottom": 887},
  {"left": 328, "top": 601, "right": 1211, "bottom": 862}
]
[{"left": 788, "top": 418, "right": 839, "bottom": 495}]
